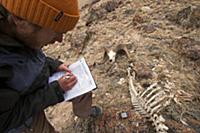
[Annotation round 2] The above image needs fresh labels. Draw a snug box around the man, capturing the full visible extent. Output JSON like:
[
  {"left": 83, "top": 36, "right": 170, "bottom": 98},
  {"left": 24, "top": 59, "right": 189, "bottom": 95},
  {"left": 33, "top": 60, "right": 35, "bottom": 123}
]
[{"left": 0, "top": 0, "right": 102, "bottom": 132}]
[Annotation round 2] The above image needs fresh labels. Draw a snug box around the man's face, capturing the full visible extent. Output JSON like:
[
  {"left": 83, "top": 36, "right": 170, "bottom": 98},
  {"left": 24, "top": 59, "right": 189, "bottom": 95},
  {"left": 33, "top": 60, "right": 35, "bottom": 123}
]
[{"left": 11, "top": 15, "right": 63, "bottom": 49}]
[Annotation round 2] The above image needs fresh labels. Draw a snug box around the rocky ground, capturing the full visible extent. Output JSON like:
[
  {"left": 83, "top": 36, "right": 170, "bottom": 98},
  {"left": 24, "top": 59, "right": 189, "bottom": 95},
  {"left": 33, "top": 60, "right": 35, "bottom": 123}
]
[{"left": 44, "top": 0, "right": 200, "bottom": 133}]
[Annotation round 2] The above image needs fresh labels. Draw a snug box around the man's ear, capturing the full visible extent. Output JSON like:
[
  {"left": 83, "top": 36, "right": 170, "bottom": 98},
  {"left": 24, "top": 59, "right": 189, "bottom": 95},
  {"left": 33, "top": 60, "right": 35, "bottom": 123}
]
[
  {"left": 9, "top": 14, "right": 24, "bottom": 26},
  {"left": 9, "top": 14, "right": 33, "bottom": 34}
]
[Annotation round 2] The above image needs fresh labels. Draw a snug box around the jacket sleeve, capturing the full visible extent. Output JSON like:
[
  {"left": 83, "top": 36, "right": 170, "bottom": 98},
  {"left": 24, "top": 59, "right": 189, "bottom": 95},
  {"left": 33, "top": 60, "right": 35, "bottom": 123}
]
[
  {"left": 0, "top": 64, "right": 65, "bottom": 132},
  {"left": 46, "top": 57, "right": 63, "bottom": 74},
  {"left": 0, "top": 81, "right": 64, "bottom": 132}
]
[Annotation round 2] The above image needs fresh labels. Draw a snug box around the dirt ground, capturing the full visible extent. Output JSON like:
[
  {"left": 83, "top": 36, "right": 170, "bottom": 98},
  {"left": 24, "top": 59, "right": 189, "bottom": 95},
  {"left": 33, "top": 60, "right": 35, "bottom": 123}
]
[{"left": 44, "top": 0, "right": 200, "bottom": 133}]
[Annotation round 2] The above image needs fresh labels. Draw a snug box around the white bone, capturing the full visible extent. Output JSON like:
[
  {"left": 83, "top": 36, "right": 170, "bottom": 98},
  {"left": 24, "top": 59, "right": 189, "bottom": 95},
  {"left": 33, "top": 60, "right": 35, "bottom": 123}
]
[
  {"left": 108, "top": 50, "right": 116, "bottom": 63},
  {"left": 145, "top": 91, "right": 165, "bottom": 107},
  {"left": 147, "top": 96, "right": 167, "bottom": 109},
  {"left": 144, "top": 86, "right": 162, "bottom": 100},
  {"left": 127, "top": 67, "right": 169, "bottom": 133},
  {"left": 140, "top": 83, "right": 158, "bottom": 97}
]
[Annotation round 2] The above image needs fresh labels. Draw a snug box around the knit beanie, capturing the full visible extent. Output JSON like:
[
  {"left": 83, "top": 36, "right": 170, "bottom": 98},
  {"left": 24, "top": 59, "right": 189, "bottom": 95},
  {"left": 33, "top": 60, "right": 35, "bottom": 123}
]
[{"left": 0, "top": 0, "right": 80, "bottom": 33}]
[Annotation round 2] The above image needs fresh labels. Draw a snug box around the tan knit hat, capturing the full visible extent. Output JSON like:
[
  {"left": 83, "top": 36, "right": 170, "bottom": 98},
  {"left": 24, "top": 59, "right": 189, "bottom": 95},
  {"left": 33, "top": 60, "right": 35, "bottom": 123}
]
[{"left": 0, "top": 0, "right": 80, "bottom": 33}]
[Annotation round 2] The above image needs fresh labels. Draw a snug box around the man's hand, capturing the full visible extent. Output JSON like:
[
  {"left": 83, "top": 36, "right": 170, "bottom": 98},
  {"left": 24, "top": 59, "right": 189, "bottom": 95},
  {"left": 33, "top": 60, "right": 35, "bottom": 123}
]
[
  {"left": 57, "top": 64, "right": 72, "bottom": 73},
  {"left": 58, "top": 72, "right": 77, "bottom": 91}
]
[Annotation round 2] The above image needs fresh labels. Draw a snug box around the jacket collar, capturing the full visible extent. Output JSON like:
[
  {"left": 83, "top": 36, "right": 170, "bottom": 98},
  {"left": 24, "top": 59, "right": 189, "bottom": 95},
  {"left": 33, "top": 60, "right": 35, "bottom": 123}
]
[{"left": 0, "top": 33, "right": 24, "bottom": 48}]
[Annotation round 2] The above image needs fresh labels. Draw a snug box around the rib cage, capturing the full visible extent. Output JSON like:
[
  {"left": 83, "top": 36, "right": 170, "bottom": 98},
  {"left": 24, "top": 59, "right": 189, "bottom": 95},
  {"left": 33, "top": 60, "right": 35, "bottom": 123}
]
[{"left": 127, "top": 67, "right": 170, "bottom": 133}]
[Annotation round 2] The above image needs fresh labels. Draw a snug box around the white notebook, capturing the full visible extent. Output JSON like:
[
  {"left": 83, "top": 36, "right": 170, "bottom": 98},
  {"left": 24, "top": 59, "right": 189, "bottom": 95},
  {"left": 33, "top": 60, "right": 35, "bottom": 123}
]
[{"left": 48, "top": 57, "right": 96, "bottom": 101}]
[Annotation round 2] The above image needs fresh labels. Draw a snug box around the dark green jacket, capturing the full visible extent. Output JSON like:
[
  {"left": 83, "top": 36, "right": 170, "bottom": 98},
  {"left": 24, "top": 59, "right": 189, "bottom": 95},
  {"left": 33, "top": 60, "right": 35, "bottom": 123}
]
[{"left": 0, "top": 33, "right": 65, "bottom": 132}]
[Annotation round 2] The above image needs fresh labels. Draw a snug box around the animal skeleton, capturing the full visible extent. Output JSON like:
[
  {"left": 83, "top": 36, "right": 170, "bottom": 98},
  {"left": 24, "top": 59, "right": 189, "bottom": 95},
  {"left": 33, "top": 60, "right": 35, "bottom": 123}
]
[{"left": 127, "top": 67, "right": 171, "bottom": 133}]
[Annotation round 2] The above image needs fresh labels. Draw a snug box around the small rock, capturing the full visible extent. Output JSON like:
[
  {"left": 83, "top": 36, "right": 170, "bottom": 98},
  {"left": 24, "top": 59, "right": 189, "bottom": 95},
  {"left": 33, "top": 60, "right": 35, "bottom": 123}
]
[
  {"left": 92, "top": 93, "right": 96, "bottom": 98},
  {"left": 124, "top": 9, "right": 135, "bottom": 16},
  {"left": 136, "top": 68, "right": 153, "bottom": 79},
  {"left": 174, "top": 37, "right": 200, "bottom": 61},
  {"left": 117, "top": 78, "right": 126, "bottom": 85},
  {"left": 142, "top": 24, "right": 157, "bottom": 33},
  {"left": 190, "top": 6, "right": 200, "bottom": 28},
  {"left": 70, "top": 30, "right": 93, "bottom": 54},
  {"left": 119, "top": 112, "right": 129, "bottom": 119},
  {"left": 141, "top": 6, "right": 153, "bottom": 13},
  {"left": 74, "top": 116, "right": 78, "bottom": 122},
  {"left": 131, "top": 121, "right": 139, "bottom": 126},
  {"left": 104, "top": 0, "right": 121, "bottom": 12},
  {"left": 176, "top": 6, "right": 200, "bottom": 28},
  {"left": 177, "top": 6, "right": 192, "bottom": 21},
  {"left": 86, "top": 8, "right": 105, "bottom": 26},
  {"left": 141, "top": 80, "right": 151, "bottom": 88},
  {"left": 132, "top": 15, "right": 144, "bottom": 26},
  {"left": 114, "top": 124, "right": 127, "bottom": 133},
  {"left": 105, "top": 93, "right": 112, "bottom": 98},
  {"left": 187, "top": 48, "right": 200, "bottom": 61},
  {"left": 70, "top": 31, "right": 87, "bottom": 48}
]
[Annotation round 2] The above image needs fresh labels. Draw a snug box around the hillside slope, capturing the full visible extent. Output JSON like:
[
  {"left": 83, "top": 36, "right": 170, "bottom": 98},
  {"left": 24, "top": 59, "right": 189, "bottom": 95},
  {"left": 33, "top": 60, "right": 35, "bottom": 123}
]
[{"left": 44, "top": 0, "right": 200, "bottom": 132}]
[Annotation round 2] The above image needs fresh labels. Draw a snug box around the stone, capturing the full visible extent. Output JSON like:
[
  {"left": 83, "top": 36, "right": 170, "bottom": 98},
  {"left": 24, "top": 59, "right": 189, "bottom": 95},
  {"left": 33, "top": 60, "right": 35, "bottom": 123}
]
[
  {"left": 117, "top": 78, "right": 126, "bottom": 85},
  {"left": 124, "top": 9, "right": 135, "bottom": 16},
  {"left": 176, "top": 6, "right": 200, "bottom": 28},
  {"left": 142, "top": 24, "right": 157, "bottom": 33},
  {"left": 104, "top": 1, "right": 120, "bottom": 12},
  {"left": 119, "top": 112, "right": 129, "bottom": 119},
  {"left": 141, "top": 6, "right": 153, "bottom": 13},
  {"left": 86, "top": 8, "right": 105, "bottom": 26},
  {"left": 174, "top": 37, "right": 200, "bottom": 61},
  {"left": 134, "top": 63, "right": 153, "bottom": 80},
  {"left": 132, "top": 14, "right": 144, "bottom": 26},
  {"left": 176, "top": 6, "right": 192, "bottom": 22},
  {"left": 190, "top": 6, "right": 200, "bottom": 28}
]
